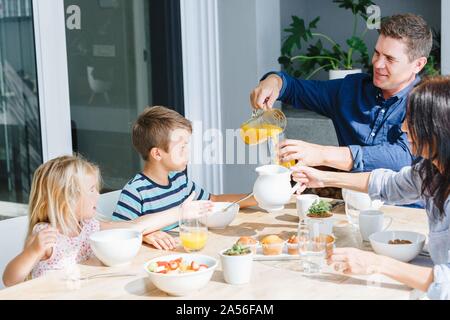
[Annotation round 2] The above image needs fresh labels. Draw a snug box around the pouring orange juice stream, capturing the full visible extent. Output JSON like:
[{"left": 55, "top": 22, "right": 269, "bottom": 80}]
[{"left": 240, "top": 110, "right": 296, "bottom": 168}]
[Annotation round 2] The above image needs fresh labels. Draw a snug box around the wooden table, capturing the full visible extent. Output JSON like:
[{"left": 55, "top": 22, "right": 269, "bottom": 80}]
[{"left": 0, "top": 198, "right": 431, "bottom": 300}]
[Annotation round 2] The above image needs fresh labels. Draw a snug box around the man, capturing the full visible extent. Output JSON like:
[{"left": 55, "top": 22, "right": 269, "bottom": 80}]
[{"left": 250, "top": 14, "right": 432, "bottom": 173}]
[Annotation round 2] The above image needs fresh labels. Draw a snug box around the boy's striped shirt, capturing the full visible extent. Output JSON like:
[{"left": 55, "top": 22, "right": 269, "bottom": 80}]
[{"left": 112, "top": 171, "right": 210, "bottom": 230}]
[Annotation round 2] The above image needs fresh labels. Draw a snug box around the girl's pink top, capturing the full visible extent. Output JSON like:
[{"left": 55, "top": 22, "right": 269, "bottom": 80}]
[{"left": 31, "top": 218, "right": 100, "bottom": 279}]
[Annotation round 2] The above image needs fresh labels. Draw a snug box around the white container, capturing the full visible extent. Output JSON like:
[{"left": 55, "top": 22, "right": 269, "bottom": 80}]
[
  {"left": 200, "top": 202, "right": 239, "bottom": 229},
  {"left": 359, "top": 210, "right": 392, "bottom": 241},
  {"left": 89, "top": 229, "right": 142, "bottom": 267},
  {"left": 296, "top": 194, "right": 320, "bottom": 219},
  {"left": 304, "top": 215, "right": 334, "bottom": 235},
  {"left": 219, "top": 249, "right": 253, "bottom": 285},
  {"left": 253, "top": 165, "right": 299, "bottom": 212},
  {"left": 329, "top": 68, "right": 362, "bottom": 80},
  {"left": 369, "top": 231, "right": 426, "bottom": 262},
  {"left": 144, "top": 254, "right": 218, "bottom": 296}
]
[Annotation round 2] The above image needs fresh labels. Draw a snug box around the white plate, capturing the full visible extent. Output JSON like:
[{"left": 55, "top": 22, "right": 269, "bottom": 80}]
[{"left": 253, "top": 245, "right": 301, "bottom": 261}]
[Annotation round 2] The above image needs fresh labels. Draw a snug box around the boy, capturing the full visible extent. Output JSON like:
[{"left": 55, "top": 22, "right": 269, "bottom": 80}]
[{"left": 113, "top": 106, "right": 256, "bottom": 250}]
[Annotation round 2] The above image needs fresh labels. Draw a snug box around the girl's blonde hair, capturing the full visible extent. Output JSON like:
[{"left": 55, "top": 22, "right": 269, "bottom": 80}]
[{"left": 27, "top": 155, "right": 100, "bottom": 237}]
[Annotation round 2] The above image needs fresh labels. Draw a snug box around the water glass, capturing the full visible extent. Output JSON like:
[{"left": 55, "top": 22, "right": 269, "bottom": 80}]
[
  {"left": 267, "top": 131, "right": 296, "bottom": 168},
  {"left": 298, "top": 221, "right": 326, "bottom": 274}
]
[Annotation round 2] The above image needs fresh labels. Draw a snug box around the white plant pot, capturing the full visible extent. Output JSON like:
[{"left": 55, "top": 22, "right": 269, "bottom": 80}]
[
  {"left": 219, "top": 249, "right": 253, "bottom": 285},
  {"left": 329, "top": 69, "right": 362, "bottom": 80}
]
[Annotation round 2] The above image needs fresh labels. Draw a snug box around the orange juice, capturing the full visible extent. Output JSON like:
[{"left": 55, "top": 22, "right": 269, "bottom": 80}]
[{"left": 180, "top": 229, "right": 208, "bottom": 252}]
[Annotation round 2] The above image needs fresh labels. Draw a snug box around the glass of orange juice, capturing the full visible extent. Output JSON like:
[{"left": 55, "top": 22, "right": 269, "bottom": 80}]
[
  {"left": 267, "top": 131, "right": 296, "bottom": 168},
  {"left": 179, "top": 205, "right": 208, "bottom": 252}
]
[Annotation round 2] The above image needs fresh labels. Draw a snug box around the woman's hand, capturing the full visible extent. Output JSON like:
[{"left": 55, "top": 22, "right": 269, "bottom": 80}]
[
  {"left": 328, "top": 248, "right": 383, "bottom": 275},
  {"left": 28, "top": 227, "right": 57, "bottom": 258},
  {"left": 250, "top": 74, "right": 283, "bottom": 110},
  {"left": 143, "top": 231, "right": 178, "bottom": 251},
  {"left": 291, "top": 165, "right": 328, "bottom": 188},
  {"left": 279, "top": 139, "right": 326, "bottom": 167}
]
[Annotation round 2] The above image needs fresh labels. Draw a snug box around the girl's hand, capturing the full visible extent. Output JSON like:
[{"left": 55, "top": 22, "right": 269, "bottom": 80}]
[
  {"left": 28, "top": 227, "right": 57, "bottom": 257},
  {"left": 143, "top": 231, "right": 177, "bottom": 251},
  {"left": 291, "top": 165, "right": 328, "bottom": 188},
  {"left": 328, "top": 248, "right": 383, "bottom": 275}
]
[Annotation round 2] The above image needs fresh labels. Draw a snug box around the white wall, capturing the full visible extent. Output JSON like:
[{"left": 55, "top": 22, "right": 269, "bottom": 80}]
[
  {"left": 280, "top": 0, "right": 442, "bottom": 80},
  {"left": 218, "top": 0, "right": 281, "bottom": 193},
  {"left": 442, "top": 0, "right": 450, "bottom": 75}
]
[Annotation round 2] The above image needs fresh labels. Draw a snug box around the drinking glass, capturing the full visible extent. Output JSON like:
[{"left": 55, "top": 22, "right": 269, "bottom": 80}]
[
  {"left": 267, "top": 131, "right": 296, "bottom": 168},
  {"left": 179, "top": 203, "right": 208, "bottom": 252},
  {"left": 298, "top": 220, "right": 326, "bottom": 274}
]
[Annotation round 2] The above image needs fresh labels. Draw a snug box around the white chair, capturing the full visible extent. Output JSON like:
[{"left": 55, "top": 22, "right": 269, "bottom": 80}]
[
  {"left": 0, "top": 215, "right": 29, "bottom": 289},
  {"left": 96, "top": 190, "right": 121, "bottom": 222}
]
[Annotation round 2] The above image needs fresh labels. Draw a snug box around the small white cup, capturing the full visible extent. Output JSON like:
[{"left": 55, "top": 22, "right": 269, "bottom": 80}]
[
  {"left": 296, "top": 194, "right": 320, "bottom": 219},
  {"left": 359, "top": 210, "right": 392, "bottom": 241},
  {"left": 219, "top": 250, "right": 253, "bottom": 285}
]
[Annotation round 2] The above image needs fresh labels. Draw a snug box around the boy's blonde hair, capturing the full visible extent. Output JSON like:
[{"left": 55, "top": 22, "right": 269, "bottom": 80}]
[
  {"left": 27, "top": 155, "right": 100, "bottom": 238},
  {"left": 132, "top": 106, "right": 192, "bottom": 160}
]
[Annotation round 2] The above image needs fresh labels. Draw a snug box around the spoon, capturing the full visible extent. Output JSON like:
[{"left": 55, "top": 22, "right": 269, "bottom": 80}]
[{"left": 218, "top": 192, "right": 254, "bottom": 213}]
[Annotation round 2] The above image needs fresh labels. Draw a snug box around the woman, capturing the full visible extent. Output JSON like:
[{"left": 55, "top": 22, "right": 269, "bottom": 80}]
[{"left": 292, "top": 76, "right": 450, "bottom": 300}]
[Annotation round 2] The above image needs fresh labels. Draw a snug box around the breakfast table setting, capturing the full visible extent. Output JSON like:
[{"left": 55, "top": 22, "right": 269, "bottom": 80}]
[{"left": 0, "top": 195, "right": 432, "bottom": 300}]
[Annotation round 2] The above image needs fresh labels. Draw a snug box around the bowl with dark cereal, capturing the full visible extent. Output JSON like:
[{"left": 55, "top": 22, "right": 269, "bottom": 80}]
[{"left": 369, "top": 231, "right": 426, "bottom": 262}]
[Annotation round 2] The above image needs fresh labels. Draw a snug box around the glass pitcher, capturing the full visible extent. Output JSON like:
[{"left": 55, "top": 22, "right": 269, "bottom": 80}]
[{"left": 240, "top": 109, "right": 287, "bottom": 145}]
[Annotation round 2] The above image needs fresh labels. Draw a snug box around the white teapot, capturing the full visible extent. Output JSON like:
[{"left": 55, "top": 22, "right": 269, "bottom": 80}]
[{"left": 253, "top": 165, "right": 299, "bottom": 212}]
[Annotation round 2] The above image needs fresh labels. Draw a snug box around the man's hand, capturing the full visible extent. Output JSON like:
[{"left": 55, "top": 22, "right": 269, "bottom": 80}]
[
  {"left": 279, "top": 139, "right": 326, "bottom": 167},
  {"left": 143, "top": 231, "right": 177, "bottom": 251},
  {"left": 250, "top": 74, "right": 283, "bottom": 110}
]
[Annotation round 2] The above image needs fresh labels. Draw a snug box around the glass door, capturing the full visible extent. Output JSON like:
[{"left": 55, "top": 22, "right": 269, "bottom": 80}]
[
  {"left": 64, "top": 0, "right": 184, "bottom": 192},
  {"left": 0, "top": 0, "right": 42, "bottom": 208}
]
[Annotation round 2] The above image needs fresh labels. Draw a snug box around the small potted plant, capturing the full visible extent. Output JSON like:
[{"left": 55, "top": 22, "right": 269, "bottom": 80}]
[
  {"left": 279, "top": 0, "right": 375, "bottom": 80},
  {"left": 219, "top": 244, "right": 253, "bottom": 285},
  {"left": 304, "top": 199, "right": 334, "bottom": 235}
]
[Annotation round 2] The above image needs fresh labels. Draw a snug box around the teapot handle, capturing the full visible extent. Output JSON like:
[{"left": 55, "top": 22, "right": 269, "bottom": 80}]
[{"left": 291, "top": 182, "right": 300, "bottom": 194}]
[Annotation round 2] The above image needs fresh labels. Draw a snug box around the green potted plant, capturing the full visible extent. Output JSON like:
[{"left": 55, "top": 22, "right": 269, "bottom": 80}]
[{"left": 279, "top": 0, "right": 375, "bottom": 80}]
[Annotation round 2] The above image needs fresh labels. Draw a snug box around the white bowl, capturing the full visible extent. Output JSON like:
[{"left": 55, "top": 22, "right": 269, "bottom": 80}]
[
  {"left": 369, "top": 231, "right": 426, "bottom": 262},
  {"left": 89, "top": 229, "right": 142, "bottom": 267},
  {"left": 200, "top": 202, "right": 238, "bottom": 229},
  {"left": 144, "top": 254, "right": 218, "bottom": 296}
]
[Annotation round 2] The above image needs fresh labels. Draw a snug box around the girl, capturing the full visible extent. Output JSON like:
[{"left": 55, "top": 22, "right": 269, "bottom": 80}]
[
  {"left": 292, "top": 76, "right": 450, "bottom": 299},
  {"left": 2, "top": 155, "right": 211, "bottom": 287}
]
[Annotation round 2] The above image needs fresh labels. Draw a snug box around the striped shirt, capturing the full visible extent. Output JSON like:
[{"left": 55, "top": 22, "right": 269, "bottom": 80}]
[{"left": 112, "top": 171, "right": 210, "bottom": 231}]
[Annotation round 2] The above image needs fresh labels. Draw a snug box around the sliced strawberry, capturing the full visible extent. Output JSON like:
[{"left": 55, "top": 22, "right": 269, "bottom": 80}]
[
  {"left": 157, "top": 261, "right": 169, "bottom": 267},
  {"left": 199, "top": 264, "right": 208, "bottom": 269}
]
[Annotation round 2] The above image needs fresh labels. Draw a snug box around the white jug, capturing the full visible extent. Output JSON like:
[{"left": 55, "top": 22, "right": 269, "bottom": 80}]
[{"left": 253, "top": 165, "right": 299, "bottom": 212}]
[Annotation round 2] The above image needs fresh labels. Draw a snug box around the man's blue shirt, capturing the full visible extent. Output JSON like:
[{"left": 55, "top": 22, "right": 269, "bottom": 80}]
[{"left": 266, "top": 71, "right": 420, "bottom": 172}]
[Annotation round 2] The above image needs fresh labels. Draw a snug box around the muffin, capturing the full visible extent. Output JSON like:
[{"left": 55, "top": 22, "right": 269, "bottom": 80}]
[
  {"left": 236, "top": 236, "right": 258, "bottom": 254},
  {"left": 261, "top": 235, "right": 284, "bottom": 255},
  {"left": 286, "top": 235, "right": 299, "bottom": 255}
]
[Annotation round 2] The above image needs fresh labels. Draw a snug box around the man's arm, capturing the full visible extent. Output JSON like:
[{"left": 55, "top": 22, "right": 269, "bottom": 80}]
[
  {"left": 349, "top": 139, "right": 413, "bottom": 172},
  {"left": 251, "top": 72, "right": 344, "bottom": 118}
]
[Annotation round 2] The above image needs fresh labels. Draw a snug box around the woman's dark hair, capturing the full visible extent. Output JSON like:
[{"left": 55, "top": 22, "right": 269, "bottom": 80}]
[{"left": 408, "top": 76, "right": 450, "bottom": 216}]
